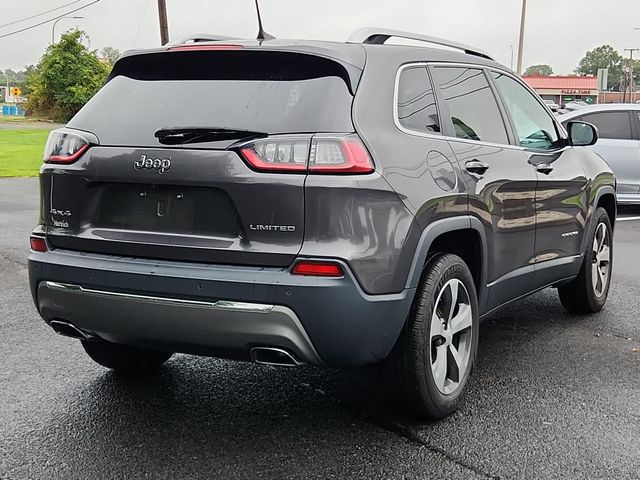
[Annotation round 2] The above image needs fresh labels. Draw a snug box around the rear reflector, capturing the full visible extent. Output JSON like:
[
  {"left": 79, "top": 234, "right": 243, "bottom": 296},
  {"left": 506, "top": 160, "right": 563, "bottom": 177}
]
[
  {"left": 30, "top": 236, "right": 47, "bottom": 252},
  {"left": 237, "top": 134, "right": 374, "bottom": 174},
  {"left": 292, "top": 261, "right": 344, "bottom": 277}
]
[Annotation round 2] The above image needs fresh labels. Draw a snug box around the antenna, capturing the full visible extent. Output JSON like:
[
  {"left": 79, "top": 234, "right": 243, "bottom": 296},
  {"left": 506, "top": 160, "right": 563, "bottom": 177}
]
[{"left": 254, "top": 0, "right": 274, "bottom": 41}]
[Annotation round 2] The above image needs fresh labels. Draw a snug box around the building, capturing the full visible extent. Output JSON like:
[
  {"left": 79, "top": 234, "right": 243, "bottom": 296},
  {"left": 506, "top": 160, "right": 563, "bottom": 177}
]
[
  {"left": 596, "top": 91, "right": 639, "bottom": 104},
  {"left": 522, "top": 75, "right": 598, "bottom": 106}
]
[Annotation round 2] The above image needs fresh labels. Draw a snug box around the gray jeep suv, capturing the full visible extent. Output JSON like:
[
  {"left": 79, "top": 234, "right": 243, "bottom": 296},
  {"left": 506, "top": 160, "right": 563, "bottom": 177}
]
[{"left": 28, "top": 28, "right": 616, "bottom": 419}]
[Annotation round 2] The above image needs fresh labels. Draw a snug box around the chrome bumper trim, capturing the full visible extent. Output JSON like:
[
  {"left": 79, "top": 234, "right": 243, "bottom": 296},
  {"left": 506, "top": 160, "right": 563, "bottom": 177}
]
[{"left": 45, "top": 281, "right": 274, "bottom": 313}]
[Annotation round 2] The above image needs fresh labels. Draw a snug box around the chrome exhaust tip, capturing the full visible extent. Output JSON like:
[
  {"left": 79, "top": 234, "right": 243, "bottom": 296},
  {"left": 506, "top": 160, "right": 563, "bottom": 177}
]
[
  {"left": 49, "top": 320, "right": 92, "bottom": 340},
  {"left": 250, "top": 347, "right": 302, "bottom": 367}
]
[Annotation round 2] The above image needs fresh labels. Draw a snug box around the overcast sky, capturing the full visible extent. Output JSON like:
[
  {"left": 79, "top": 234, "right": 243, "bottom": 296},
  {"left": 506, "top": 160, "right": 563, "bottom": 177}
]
[{"left": 1, "top": 0, "right": 639, "bottom": 73}]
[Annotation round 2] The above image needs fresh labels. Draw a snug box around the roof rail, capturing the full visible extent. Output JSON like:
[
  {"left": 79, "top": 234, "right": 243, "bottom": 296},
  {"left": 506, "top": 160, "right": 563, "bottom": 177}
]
[
  {"left": 168, "top": 33, "right": 239, "bottom": 46},
  {"left": 347, "top": 28, "right": 494, "bottom": 61}
]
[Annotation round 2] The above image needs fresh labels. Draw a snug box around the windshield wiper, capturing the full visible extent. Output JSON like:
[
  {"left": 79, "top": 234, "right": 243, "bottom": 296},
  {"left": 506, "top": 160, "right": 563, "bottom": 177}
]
[{"left": 154, "top": 127, "right": 268, "bottom": 145}]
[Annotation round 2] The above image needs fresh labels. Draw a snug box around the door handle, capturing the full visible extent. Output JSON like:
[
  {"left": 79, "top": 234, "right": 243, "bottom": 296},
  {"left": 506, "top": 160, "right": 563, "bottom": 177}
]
[
  {"left": 465, "top": 160, "right": 489, "bottom": 175},
  {"left": 536, "top": 163, "right": 554, "bottom": 175}
]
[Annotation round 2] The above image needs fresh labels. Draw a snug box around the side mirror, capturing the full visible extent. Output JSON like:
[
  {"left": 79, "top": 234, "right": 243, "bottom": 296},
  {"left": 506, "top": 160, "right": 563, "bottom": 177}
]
[{"left": 567, "top": 121, "right": 598, "bottom": 146}]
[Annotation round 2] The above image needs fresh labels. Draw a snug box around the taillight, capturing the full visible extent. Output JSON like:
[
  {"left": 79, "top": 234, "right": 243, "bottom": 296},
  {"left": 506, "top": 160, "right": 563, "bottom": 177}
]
[
  {"left": 239, "top": 136, "right": 310, "bottom": 173},
  {"left": 30, "top": 236, "right": 47, "bottom": 252},
  {"left": 44, "top": 129, "right": 90, "bottom": 164},
  {"left": 237, "top": 134, "right": 374, "bottom": 174},
  {"left": 292, "top": 261, "right": 344, "bottom": 277},
  {"left": 310, "top": 135, "right": 374, "bottom": 174}
]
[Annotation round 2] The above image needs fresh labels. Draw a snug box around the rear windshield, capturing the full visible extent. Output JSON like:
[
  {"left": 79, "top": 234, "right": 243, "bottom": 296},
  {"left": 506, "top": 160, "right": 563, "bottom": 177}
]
[{"left": 68, "top": 51, "right": 356, "bottom": 147}]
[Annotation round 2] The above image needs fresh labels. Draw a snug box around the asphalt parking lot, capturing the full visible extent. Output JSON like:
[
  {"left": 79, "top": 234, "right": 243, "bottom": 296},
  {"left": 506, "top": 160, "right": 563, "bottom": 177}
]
[{"left": 1, "top": 177, "right": 639, "bottom": 480}]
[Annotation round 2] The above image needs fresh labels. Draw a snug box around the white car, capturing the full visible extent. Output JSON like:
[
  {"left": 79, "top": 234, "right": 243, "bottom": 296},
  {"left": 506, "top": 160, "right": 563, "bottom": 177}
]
[
  {"left": 558, "top": 103, "right": 640, "bottom": 204},
  {"left": 544, "top": 99, "right": 561, "bottom": 112}
]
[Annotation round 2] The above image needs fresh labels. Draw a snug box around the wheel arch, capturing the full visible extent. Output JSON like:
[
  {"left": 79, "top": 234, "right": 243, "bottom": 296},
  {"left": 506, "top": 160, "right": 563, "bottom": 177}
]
[
  {"left": 580, "top": 186, "right": 616, "bottom": 256},
  {"left": 405, "top": 216, "right": 488, "bottom": 309},
  {"left": 595, "top": 190, "right": 616, "bottom": 230}
]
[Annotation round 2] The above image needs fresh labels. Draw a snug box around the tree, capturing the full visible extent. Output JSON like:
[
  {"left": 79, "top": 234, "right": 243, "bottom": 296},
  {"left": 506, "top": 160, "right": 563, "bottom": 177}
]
[
  {"left": 25, "top": 30, "right": 109, "bottom": 121},
  {"left": 100, "top": 46, "right": 121, "bottom": 67},
  {"left": 524, "top": 64, "right": 553, "bottom": 76},
  {"left": 575, "top": 45, "right": 622, "bottom": 90},
  {"left": 0, "top": 67, "right": 34, "bottom": 94}
]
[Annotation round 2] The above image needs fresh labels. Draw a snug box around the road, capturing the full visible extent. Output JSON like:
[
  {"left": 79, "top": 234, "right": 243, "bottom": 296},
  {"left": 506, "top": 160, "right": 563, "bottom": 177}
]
[{"left": 1, "top": 177, "right": 638, "bottom": 480}]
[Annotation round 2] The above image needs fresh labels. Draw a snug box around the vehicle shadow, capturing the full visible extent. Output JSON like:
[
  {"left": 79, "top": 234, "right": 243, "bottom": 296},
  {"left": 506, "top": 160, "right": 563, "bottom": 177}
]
[{"left": 38, "top": 290, "right": 588, "bottom": 475}]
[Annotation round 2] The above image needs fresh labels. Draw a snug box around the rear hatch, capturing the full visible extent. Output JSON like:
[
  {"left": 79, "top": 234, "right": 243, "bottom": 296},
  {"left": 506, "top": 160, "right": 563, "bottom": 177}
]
[{"left": 41, "top": 47, "right": 362, "bottom": 267}]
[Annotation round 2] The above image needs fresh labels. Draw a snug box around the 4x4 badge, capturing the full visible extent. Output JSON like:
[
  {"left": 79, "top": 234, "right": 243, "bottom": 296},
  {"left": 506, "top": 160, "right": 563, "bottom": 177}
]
[{"left": 134, "top": 154, "right": 171, "bottom": 174}]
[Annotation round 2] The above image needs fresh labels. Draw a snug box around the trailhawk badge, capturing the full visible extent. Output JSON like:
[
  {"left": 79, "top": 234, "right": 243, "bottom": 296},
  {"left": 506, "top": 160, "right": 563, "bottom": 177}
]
[{"left": 134, "top": 154, "right": 171, "bottom": 174}]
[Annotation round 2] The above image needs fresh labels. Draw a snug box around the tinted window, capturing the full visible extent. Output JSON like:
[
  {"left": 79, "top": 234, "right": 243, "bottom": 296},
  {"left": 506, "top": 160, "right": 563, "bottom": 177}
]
[
  {"left": 431, "top": 67, "right": 508, "bottom": 144},
  {"left": 492, "top": 72, "right": 560, "bottom": 150},
  {"left": 397, "top": 67, "right": 440, "bottom": 134},
  {"left": 576, "top": 112, "right": 632, "bottom": 140},
  {"left": 69, "top": 51, "right": 355, "bottom": 147}
]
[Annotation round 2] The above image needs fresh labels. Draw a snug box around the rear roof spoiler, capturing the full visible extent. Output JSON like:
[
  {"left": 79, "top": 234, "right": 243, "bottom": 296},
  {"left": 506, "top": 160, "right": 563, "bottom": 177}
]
[
  {"left": 347, "top": 27, "right": 494, "bottom": 61},
  {"left": 168, "top": 34, "right": 240, "bottom": 46}
]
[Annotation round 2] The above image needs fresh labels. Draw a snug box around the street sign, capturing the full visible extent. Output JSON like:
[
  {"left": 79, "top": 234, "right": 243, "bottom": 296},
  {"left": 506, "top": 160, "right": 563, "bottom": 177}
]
[
  {"left": 597, "top": 69, "right": 608, "bottom": 92},
  {"left": 10, "top": 87, "right": 21, "bottom": 97}
]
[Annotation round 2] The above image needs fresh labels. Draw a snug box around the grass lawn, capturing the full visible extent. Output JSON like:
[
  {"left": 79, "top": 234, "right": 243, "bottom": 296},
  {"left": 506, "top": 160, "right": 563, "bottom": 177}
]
[{"left": 0, "top": 129, "right": 49, "bottom": 177}]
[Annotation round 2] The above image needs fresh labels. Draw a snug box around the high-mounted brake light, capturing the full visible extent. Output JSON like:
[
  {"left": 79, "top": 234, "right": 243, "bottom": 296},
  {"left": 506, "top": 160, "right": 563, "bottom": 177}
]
[
  {"left": 292, "top": 261, "right": 344, "bottom": 277},
  {"left": 44, "top": 129, "right": 90, "bottom": 164},
  {"left": 237, "top": 134, "right": 374, "bottom": 174},
  {"left": 168, "top": 44, "right": 244, "bottom": 52},
  {"left": 30, "top": 236, "right": 47, "bottom": 252}
]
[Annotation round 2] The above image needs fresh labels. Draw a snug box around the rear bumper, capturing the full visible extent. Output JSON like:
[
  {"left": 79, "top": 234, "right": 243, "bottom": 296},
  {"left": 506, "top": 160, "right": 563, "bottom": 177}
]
[
  {"left": 29, "top": 249, "right": 415, "bottom": 367},
  {"left": 38, "top": 281, "right": 323, "bottom": 365}
]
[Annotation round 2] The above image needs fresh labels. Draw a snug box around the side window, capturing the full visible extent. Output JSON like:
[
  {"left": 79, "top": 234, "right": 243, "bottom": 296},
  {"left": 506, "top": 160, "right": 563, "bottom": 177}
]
[
  {"left": 578, "top": 112, "right": 632, "bottom": 140},
  {"left": 396, "top": 66, "right": 440, "bottom": 134},
  {"left": 491, "top": 72, "right": 560, "bottom": 150},
  {"left": 431, "top": 67, "right": 508, "bottom": 144}
]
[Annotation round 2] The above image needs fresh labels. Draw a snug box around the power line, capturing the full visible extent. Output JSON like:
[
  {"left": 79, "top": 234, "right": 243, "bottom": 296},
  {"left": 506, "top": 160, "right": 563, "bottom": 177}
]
[
  {"left": 0, "top": 0, "right": 82, "bottom": 29},
  {"left": 0, "top": 0, "right": 101, "bottom": 40},
  {"left": 133, "top": 0, "right": 152, "bottom": 46}
]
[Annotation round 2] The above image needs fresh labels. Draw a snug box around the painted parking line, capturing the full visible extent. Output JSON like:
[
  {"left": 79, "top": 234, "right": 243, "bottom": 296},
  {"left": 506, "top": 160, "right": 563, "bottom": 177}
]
[{"left": 618, "top": 216, "right": 640, "bottom": 222}]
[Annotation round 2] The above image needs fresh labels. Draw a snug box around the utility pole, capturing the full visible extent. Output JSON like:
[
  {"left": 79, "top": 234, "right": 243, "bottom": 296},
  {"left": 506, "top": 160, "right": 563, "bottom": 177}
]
[
  {"left": 157, "top": 0, "right": 169, "bottom": 45},
  {"left": 623, "top": 48, "right": 639, "bottom": 103},
  {"left": 516, "top": 0, "right": 527, "bottom": 74}
]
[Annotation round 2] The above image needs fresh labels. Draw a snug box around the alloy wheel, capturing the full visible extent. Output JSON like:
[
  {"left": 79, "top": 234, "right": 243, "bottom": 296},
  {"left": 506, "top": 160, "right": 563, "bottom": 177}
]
[
  {"left": 429, "top": 279, "right": 473, "bottom": 395},
  {"left": 592, "top": 222, "right": 611, "bottom": 297}
]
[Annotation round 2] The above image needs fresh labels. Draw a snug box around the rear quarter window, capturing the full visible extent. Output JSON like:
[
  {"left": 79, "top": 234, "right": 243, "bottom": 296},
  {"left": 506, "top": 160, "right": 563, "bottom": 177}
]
[{"left": 396, "top": 66, "right": 441, "bottom": 135}]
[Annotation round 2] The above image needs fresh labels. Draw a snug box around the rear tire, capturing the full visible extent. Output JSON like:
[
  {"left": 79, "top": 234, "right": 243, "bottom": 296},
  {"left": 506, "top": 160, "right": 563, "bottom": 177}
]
[
  {"left": 558, "top": 207, "right": 613, "bottom": 313},
  {"left": 381, "top": 253, "right": 479, "bottom": 420},
  {"left": 81, "top": 340, "right": 173, "bottom": 374}
]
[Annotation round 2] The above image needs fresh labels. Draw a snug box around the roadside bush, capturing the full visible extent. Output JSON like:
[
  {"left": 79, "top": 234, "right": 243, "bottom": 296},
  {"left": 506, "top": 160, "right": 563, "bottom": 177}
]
[{"left": 25, "top": 30, "right": 109, "bottom": 122}]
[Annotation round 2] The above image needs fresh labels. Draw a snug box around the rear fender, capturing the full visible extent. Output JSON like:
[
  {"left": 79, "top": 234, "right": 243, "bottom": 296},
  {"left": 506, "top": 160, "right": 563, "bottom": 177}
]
[{"left": 404, "top": 216, "right": 488, "bottom": 312}]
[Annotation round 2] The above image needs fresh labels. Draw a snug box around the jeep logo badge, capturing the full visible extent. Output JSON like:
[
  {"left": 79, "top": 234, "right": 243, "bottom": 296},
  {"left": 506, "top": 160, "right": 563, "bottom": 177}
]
[{"left": 134, "top": 154, "right": 171, "bottom": 174}]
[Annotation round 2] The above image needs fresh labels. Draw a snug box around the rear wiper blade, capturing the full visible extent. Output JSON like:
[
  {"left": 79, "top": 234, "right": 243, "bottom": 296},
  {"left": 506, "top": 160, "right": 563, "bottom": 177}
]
[{"left": 154, "top": 127, "right": 267, "bottom": 145}]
